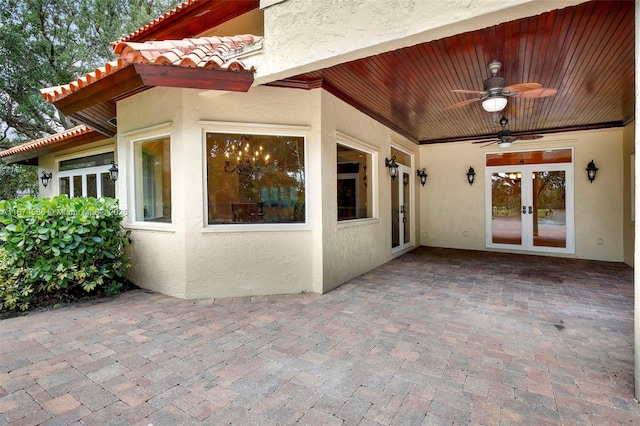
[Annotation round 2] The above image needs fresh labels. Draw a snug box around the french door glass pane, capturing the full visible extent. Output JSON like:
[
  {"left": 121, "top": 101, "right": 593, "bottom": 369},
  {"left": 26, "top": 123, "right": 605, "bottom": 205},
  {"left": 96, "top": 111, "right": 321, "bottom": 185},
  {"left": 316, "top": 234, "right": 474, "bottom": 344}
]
[
  {"left": 101, "top": 173, "right": 115, "bottom": 198},
  {"left": 402, "top": 172, "right": 410, "bottom": 246},
  {"left": 59, "top": 177, "right": 70, "bottom": 196},
  {"left": 391, "top": 174, "right": 400, "bottom": 248},
  {"left": 87, "top": 174, "right": 97, "bottom": 198},
  {"left": 532, "top": 170, "right": 566, "bottom": 248},
  {"left": 73, "top": 176, "right": 83, "bottom": 197},
  {"left": 491, "top": 172, "right": 522, "bottom": 245}
]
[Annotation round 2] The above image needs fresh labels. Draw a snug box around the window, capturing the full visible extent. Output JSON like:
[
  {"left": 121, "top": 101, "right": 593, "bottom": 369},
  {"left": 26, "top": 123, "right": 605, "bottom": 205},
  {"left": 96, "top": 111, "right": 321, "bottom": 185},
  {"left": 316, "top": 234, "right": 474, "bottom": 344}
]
[
  {"left": 133, "top": 137, "right": 171, "bottom": 223},
  {"left": 337, "top": 143, "right": 372, "bottom": 221},
  {"left": 206, "top": 132, "right": 305, "bottom": 224},
  {"left": 58, "top": 152, "right": 115, "bottom": 198}
]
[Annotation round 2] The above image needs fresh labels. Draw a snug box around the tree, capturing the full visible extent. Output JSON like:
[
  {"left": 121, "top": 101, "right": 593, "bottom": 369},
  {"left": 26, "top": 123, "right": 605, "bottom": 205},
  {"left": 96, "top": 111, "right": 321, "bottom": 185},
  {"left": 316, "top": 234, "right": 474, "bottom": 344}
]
[{"left": 0, "top": 0, "right": 180, "bottom": 199}]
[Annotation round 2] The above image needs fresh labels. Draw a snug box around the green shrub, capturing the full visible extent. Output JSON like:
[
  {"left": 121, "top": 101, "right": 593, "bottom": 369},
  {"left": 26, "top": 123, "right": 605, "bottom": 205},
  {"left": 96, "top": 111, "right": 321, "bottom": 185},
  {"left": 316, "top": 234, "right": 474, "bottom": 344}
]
[{"left": 0, "top": 195, "right": 131, "bottom": 311}]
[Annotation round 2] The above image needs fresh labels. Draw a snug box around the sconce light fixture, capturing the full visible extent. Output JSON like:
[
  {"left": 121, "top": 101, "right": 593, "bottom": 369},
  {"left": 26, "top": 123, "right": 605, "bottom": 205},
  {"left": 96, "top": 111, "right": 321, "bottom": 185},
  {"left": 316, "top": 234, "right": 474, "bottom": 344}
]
[
  {"left": 466, "top": 166, "right": 476, "bottom": 186},
  {"left": 585, "top": 160, "right": 598, "bottom": 183},
  {"left": 40, "top": 171, "right": 52, "bottom": 188},
  {"left": 416, "top": 168, "right": 428, "bottom": 186},
  {"left": 108, "top": 161, "right": 119, "bottom": 182},
  {"left": 385, "top": 156, "right": 399, "bottom": 180}
]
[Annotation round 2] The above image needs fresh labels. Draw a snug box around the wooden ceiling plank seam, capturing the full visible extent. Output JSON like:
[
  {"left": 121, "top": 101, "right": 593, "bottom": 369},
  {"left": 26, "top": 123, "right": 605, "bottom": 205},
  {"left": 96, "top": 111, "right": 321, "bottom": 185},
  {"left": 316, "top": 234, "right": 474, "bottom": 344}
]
[{"left": 542, "top": 3, "right": 600, "bottom": 127}]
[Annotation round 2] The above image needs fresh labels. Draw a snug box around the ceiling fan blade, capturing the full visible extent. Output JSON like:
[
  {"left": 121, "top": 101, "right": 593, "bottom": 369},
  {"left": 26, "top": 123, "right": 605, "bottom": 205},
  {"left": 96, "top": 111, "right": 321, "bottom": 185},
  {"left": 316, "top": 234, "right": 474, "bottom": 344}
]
[
  {"left": 444, "top": 97, "right": 483, "bottom": 110},
  {"left": 480, "top": 140, "right": 498, "bottom": 148},
  {"left": 502, "top": 83, "right": 541, "bottom": 95},
  {"left": 513, "top": 134, "right": 544, "bottom": 141},
  {"left": 451, "top": 89, "right": 487, "bottom": 95},
  {"left": 472, "top": 138, "right": 498, "bottom": 144},
  {"left": 514, "top": 87, "right": 558, "bottom": 98}
]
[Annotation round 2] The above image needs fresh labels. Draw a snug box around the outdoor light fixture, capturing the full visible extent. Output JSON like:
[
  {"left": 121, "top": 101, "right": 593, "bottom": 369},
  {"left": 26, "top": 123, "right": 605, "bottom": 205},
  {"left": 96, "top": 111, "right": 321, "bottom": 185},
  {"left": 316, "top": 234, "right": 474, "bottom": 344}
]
[
  {"left": 416, "top": 168, "right": 428, "bottom": 186},
  {"left": 108, "top": 161, "right": 119, "bottom": 182},
  {"left": 482, "top": 96, "right": 508, "bottom": 113},
  {"left": 40, "top": 171, "right": 52, "bottom": 188},
  {"left": 385, "top": 156, "right": 399, "bottom": 180},
  {"left": 466, "top": 166, "right": 476, "bottom": 186},
  {"left": 586, "top": 160, "right": 598, "bottom": 183}
]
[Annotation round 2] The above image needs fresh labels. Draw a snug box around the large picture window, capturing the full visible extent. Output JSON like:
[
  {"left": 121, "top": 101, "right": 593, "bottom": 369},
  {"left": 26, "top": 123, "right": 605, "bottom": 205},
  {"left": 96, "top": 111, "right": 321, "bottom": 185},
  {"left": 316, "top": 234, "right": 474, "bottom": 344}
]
[
  {"left": 337, "top": 143, "right": 372, "bottom": 221},
  {"left": 206, "top": 132, "right": 305, "bottom": 224},
  {"left": 133, "top": 137, "right": 171, "bottom": 223}
]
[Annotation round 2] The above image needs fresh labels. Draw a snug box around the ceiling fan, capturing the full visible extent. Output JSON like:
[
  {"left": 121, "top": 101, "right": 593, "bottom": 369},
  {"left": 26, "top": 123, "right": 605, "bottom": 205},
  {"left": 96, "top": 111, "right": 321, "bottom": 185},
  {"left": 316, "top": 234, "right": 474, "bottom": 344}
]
[
  {"left": 444, "top": 61, "right": 557, "bottom": 112},
  {"left": 473, "top": 117, "right": 543, "bottom": 148}
]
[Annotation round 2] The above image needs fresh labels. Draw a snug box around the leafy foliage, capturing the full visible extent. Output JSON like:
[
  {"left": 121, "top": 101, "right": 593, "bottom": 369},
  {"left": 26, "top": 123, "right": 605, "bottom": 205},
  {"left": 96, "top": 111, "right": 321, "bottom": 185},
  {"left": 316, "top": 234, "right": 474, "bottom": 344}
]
[
  {"left": 0, "top": 0, "right": 180, "bottom": 197},
  {"left": 0, "top": 162, "right": 38, "bottom": 200},
  {"left": 0, "top": 195, "right": 131, "bottom": 311},
  {"left": 0, "top": 0, "right": 181, "bottom": 141}
]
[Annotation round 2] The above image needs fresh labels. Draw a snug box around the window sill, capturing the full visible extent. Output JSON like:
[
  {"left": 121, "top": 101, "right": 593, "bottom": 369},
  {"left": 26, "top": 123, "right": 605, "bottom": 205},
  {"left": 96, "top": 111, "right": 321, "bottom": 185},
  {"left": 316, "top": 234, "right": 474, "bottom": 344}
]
[
  {"left": 202, "top": 222, "right": 312, "bottom": 234},
  {"left": 336, "top": 218, "right": 379, "bottom": 230},
  {"left": 124, "top": 223, "right": 176, "bottom": 233}
]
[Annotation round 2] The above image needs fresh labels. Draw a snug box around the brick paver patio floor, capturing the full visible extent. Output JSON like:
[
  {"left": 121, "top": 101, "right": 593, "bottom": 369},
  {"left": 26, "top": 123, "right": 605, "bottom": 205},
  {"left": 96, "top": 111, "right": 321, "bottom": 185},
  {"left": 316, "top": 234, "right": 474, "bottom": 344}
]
[{"left": 1, "top": 247, "right": 638, "bottom": 425}]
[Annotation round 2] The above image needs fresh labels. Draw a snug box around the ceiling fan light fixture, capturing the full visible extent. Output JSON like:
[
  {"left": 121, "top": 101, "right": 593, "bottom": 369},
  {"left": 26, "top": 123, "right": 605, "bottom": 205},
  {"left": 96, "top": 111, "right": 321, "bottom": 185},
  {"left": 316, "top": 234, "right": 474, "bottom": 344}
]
[
  {"left": 498, "top": 140, "right": 512, "bottom": 149},
  {"left": 482, "top": 96, "right": 508, "bottom": 112}
]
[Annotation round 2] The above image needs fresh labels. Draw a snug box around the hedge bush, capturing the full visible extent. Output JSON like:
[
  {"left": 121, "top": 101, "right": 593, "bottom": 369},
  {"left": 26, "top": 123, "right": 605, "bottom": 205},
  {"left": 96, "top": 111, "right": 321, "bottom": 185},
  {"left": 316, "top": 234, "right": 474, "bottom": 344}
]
[{"left": 0, "top": 195, "right": 131, "bottom": 311}]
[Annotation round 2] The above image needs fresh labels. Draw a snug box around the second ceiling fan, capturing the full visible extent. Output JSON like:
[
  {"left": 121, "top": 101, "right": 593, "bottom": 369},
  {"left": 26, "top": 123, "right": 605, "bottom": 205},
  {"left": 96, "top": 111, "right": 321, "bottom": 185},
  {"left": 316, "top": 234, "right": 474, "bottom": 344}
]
[
  {"left": 444, "top": 61, "right": 557, "bottom": 112},
  {"left": 473, "top": 117, "right": 543, "bottom": 148}
]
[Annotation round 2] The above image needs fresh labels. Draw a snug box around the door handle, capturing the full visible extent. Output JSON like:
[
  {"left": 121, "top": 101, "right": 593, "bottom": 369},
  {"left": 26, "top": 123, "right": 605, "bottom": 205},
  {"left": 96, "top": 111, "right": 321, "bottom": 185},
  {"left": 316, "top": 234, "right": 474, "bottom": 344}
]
[{"left": 528, "top": 206, "right": 533, "bottom": 214}]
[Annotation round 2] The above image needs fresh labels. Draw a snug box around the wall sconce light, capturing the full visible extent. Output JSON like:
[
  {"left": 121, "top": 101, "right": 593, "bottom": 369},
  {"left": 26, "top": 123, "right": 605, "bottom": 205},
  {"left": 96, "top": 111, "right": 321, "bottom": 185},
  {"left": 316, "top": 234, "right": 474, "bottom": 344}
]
[
  {"left": 586, "top": 160, "right": 598, "bottom": 183},
  {"left": 385, "top": 156, "right": 399, "bottom": 180},
  {"left": 416, "top": 168, "right": 428, "bottom": 186},
  {"left": 108, "top": 161, "right": 119, "bottom": 182},
  {"left": 466, "top": 166, "right": 476, "bottom": 186},
  {"left": 40, "top": 171, "right": 52, "bottom": 188}
]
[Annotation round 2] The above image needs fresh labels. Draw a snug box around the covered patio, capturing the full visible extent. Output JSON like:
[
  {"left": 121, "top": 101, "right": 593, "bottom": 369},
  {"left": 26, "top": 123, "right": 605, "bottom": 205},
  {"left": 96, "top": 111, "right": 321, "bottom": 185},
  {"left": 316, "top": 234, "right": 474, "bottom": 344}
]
[{"left": 0, "top": 248, "right": 636, "bottom": 424}]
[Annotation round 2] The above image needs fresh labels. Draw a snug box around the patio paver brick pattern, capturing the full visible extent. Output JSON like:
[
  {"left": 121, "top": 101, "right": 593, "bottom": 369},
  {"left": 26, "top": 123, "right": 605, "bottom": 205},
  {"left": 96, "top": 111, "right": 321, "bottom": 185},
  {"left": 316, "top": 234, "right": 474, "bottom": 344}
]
[{"left": 1, "top": 247, "right": 638, "bottom": 425}]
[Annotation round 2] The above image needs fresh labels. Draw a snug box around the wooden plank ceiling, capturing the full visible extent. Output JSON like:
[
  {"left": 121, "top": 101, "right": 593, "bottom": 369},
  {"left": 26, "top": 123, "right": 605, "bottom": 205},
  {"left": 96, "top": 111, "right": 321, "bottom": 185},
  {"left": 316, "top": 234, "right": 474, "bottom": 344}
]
[{"left": 282, "top": 0, "right": 634, "bottom": 144}]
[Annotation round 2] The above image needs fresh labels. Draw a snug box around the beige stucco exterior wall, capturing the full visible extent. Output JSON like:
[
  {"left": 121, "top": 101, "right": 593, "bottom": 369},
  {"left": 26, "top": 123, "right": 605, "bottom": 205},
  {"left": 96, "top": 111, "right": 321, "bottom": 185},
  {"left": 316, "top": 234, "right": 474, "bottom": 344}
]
[
  {"left": 319, "top": 90, "right": 419, "bottom": 292},
  {"left": 252, "top": 0, "right": 586, "bottom": 86},
  {"left": 116, "top": 88, "right": 188, "bottom": 298},
  {"left": 111, "top": 84, "right": 420, "bottom": 299},
  {"left": 623, "top": 121, "right": 635, "bottom": 266},
  {"left": 419, "top": 127, "right": 624, "bottom": 262}
]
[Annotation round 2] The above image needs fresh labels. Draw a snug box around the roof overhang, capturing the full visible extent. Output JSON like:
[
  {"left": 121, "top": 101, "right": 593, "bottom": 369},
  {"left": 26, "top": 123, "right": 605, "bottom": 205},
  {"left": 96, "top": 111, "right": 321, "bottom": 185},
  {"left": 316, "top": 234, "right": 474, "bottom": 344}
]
[
  {"left": 50, "top": 63, "right": 255, "bottom": 138},
  {"left": 0, "top": 126, "right": 104, "bottom": 165}
]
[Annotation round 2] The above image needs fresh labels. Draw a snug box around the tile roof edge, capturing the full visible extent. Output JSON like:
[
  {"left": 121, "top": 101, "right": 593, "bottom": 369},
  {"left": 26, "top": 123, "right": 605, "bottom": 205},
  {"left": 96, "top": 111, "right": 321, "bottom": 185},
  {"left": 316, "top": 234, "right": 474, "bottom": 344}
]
[{"left": 0, "top": 125, "right": 96, "bottom": 158}]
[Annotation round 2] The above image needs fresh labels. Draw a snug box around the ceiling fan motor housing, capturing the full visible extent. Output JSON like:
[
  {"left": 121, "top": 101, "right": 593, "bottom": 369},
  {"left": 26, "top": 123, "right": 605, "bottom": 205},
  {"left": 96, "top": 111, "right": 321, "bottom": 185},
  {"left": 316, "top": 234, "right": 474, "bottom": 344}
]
[{"left": 484, "top": 76, "right": 506, "bottom": 93}]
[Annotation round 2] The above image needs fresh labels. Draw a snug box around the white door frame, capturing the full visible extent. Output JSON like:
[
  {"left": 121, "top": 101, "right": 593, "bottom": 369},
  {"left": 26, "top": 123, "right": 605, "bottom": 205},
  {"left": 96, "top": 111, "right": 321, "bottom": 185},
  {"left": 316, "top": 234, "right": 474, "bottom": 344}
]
[{"left": 485, "top": 162, "right": 575, "bottom": 254}]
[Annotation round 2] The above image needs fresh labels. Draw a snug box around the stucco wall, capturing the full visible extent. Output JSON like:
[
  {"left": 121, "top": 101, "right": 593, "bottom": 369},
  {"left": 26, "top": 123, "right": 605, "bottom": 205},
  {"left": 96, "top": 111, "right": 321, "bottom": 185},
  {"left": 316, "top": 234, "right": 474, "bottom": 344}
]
[
  {"left": 320, "top": 90, "right": 418, "bottom": 292},
  {"left": 623, "top": 121, "right": 635, "bottom": 266},
  {"left": 419, "top": 127, "right": 624, "bottom": 262},
  {"left": 117, "top": 88, "right": 187, "bottom": 298},
  {"left": 116, "top": 85, "right": 321, "bottom": 299}
]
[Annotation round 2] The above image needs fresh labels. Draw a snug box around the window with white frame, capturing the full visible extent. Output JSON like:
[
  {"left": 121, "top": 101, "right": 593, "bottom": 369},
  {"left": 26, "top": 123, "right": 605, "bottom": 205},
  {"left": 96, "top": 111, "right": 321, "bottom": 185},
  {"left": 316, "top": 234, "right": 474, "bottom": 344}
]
[
  {"left": 133, "top": 136, "right": 172, "bottom": 223},
  {"left": 58, "top": 152, "right": 116, "bottom": 198},
  {"left": 337, "top": 143, "right": 373, "bottom": 221},
  {"left": 206, "top": 132, "right": 305, "bottom": 224}
]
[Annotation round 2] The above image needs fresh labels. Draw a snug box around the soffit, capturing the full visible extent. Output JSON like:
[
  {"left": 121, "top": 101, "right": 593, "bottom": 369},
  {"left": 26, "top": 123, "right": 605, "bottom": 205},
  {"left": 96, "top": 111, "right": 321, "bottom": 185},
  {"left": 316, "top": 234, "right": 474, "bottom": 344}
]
[{"left": 118, "top": 0, "right": 260, "bottom": 43}]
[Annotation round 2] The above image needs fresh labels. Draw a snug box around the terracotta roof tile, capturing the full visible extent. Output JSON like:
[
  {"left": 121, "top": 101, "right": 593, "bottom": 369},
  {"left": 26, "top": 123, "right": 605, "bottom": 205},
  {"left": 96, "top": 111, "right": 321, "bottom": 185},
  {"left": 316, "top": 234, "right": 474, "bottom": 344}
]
[
  {"left": 0, "top": 125, "right": 95, "bottom": 159},
  {"left": 41, "top": 35, "right": 262, "bottom": 104}
]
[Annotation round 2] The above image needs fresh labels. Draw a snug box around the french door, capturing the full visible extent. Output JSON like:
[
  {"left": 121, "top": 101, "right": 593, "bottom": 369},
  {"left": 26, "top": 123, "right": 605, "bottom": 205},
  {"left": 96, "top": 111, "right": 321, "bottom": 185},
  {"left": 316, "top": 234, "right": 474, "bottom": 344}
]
[
  {"left": 485, "top": 163, "right": 574, "bottom": 253},
  {"left": 392, "top": 164, "right": 413, "bottom": 252}
]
